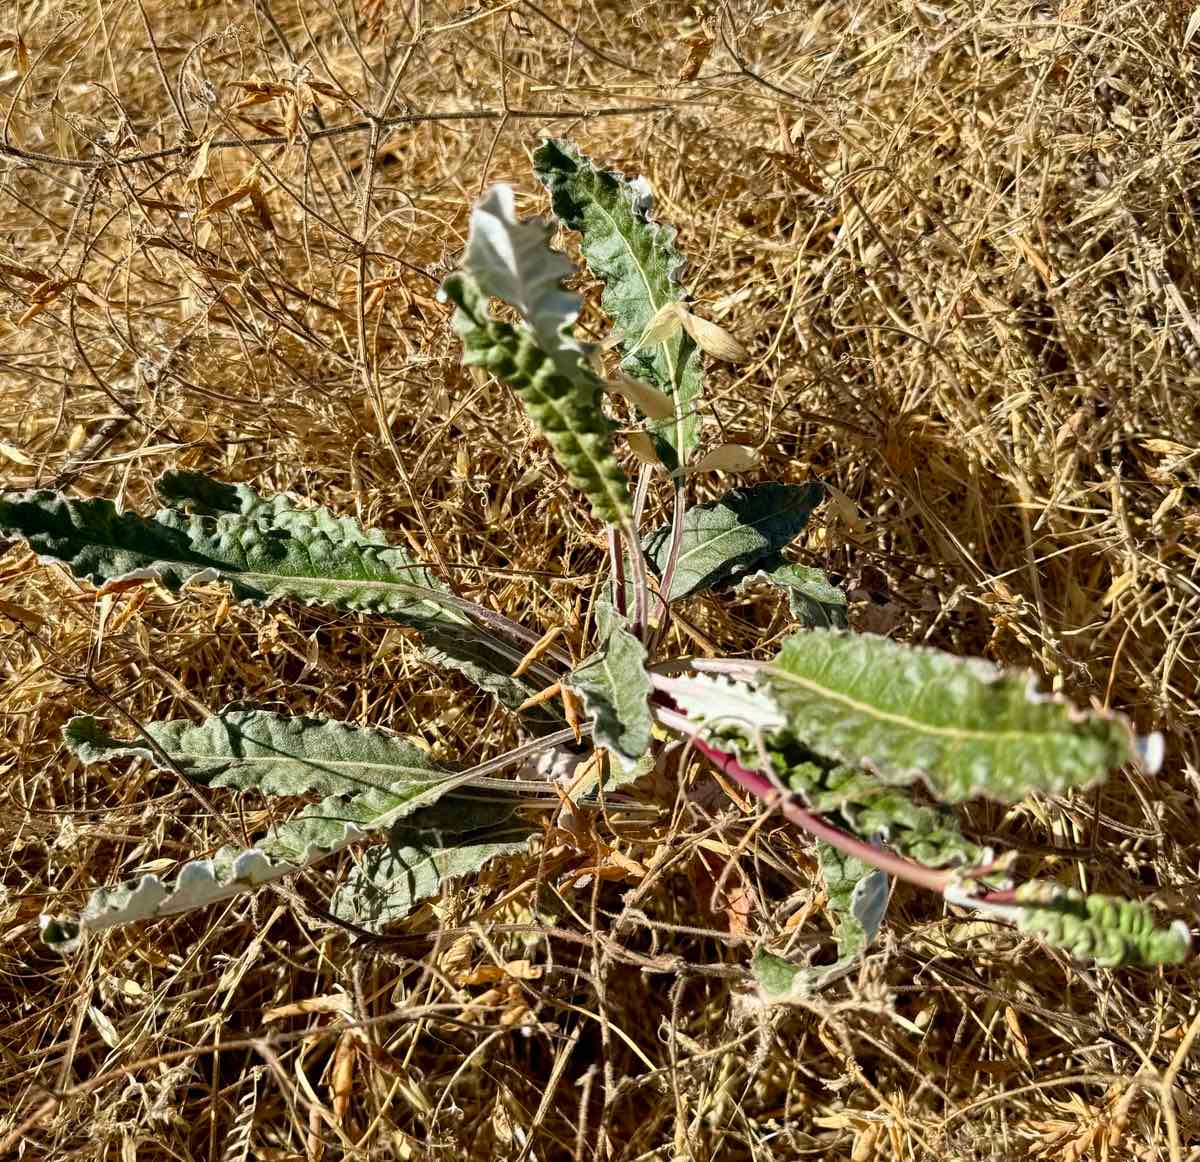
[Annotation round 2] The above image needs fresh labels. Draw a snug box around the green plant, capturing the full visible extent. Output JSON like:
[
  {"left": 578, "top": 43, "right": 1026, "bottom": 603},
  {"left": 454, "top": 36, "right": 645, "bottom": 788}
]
[{"left": 1, "top": 141, "right": 1189, "bottom": 988}]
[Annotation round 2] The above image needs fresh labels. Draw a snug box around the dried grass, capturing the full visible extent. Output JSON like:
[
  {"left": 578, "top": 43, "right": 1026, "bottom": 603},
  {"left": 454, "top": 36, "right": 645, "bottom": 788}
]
[{"left": 1, "top": 1, "right": 1198, "bottom": 1158}]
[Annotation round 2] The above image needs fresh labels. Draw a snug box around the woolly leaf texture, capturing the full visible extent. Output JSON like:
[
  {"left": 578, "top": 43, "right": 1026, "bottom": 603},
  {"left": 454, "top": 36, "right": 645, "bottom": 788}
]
[{"left": 533, "top": 138, "right": 703, "bottom": 468}]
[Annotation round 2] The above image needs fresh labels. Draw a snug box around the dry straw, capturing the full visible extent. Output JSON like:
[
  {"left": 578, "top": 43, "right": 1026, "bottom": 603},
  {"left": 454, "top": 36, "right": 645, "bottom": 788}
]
[{"left": 1, "top": 2, "right": 1198, "bottom": 1159}]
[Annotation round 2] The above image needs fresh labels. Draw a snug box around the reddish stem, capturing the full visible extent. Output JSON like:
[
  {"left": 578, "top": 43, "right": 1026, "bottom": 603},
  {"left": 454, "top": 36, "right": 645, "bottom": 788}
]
[{"left": 688, "top": 734, "right": 955, "bottom": 894}]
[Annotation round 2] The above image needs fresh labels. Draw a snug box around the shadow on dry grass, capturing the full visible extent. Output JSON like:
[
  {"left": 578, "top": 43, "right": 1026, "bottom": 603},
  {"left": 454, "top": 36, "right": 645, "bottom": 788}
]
[{"left": 1, "top": 1, "right": 1198, "bottom": 1158}]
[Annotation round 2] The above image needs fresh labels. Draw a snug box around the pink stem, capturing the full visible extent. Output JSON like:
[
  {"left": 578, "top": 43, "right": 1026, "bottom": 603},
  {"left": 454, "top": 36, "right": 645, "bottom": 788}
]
[{"left": 689, "top": 734, "right": 956, "bottom": 894}]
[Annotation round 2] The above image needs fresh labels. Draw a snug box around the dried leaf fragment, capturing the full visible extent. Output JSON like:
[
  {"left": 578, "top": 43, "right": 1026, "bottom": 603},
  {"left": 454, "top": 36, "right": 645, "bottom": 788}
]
[
  {"left": 605, "top": 373, "right": 676, "bottom": 420},
  {"left": 186, "top": 135, "right": 213, "bottom": 183},
  {"left": 625, "top": 430, "right": 662, "bottom": 466},
  {"left": 0, "top": 442, "right": 34, "bottom": 466},
  {"left": 689, "top": 443, "right": 761, "bottom": 474},
  {"left": 678, "top": 20, "right": 714, "bottom": 82},
  {"left": 678, "top": 310, "right": 750, "bottom": 363},
  {"left": 630, "top": 300, "right": 686, "bottom": 353}
]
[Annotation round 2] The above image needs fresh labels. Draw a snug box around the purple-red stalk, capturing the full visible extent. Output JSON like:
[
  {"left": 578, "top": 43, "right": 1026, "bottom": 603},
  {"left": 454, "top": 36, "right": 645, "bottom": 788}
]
[{"left": 686, "top": 732, "right": 1017, "bottom": 905}]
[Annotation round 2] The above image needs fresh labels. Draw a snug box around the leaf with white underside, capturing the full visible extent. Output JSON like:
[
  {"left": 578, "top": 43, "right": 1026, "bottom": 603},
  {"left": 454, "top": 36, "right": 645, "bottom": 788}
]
[
  {"left": 821, "top": 842, "right": 889, "bottom": 961},
  {"left": 643, "top": 481, "right": 825, "bottom": 601},
  {"left": 331, "top": 797, "right": 536, "bottom": 932},
  {"left": 737, "top": 562, "right": 848, "bottom": 629},
  {"left": 459, "top": 184, "right": 589, "bottom": 382},
  {"left": 752, "top": 843, "right": 888, "bottom": 1000},
  {"left": 44, "top": 709, "right": 469, "bottom": 950},
  {"left": 762, "top": 630, "right": 1146, "bottom": 803},
  {"left": 653, "top": 673, "right": 785, "bottom": 736},
  {"left": 533, "top": 139, "right": 702, "bottom": 468},
  {"left": 0, "top": 471, "right": 550, "bottom": 717},
  {"left": 441, "top": 197, "right": 631, "bottom": 524},
  {"left": 567, "top": 602, "right": 652, "bottom": 764}
]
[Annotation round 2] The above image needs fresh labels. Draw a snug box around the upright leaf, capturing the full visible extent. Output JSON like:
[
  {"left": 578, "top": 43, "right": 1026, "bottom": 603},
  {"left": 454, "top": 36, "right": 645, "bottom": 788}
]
[
  {"left": 331, "top": 797, "right": 536, "bottom": 932},
  {"left": 533, "top": 139, "right": 703, "bottom": 467},
  {"left": 0, "top": 473, "right": 551, "bottom": 717},
  {"left": 738, "top": 562, "right": 848, "bottom": 629},
  {"left": 763, "top": 630, "right": 1146, "bottom": 803},
  {"left": 440, "top": 188, "right": 631, "bottom": 524},
  {"left": 458, "top": 184, "right": 588, "bottom": 381},
  {"left": 567, "top": 602, "right": 653, "bottom": 764},
  {"left": 643, "top": 481, "right": 824, "bottom": 601}
]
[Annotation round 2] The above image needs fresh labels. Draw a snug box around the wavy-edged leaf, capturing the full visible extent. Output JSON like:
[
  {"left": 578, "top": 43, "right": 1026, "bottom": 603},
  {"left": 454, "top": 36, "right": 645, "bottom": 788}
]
[
  {"left": 952, "top": 881, "right": 1192, "bottom": 969},
  {"left": 40, "top": 781, "right": 463, "bottom": 952},
  {"left": 42, "top": 709, "right": 534, "bottom": 950},
  {"left": 157, "top": 469, "right": 550, "bottom": 714},
  {"left": 751, "top": 844, "right": 887, "bottom": 1000},
  {"left": 459, "top": 184, "right": 587, "bottom": 381},
  {"left": 1009, "top": 882, "right": 1190, "bottom": 968},
  {"left": 763, "top": 630, "right": 1144, "bottom": 803},
  {"left": 643, "top": 481, "right": 824, "bottom": 601},
  {"left": 533, "top": 138, "right": 702, "bottom": 468},
  {"left": 738, "top": 562, "right": 848, "bottom": 629},
  {"left": 64, "top": 707, "right": 452, "bottom": 800},
  {"left": 0, "top": 473, "right": 550, "bottom": 717},
  {"left": 441, "top": 231, "right": 631, "bottom": 524},
  {"left": 0, "top": 478, "right": 435, "bottom": 612},
  {"left": 331, "top": 797, "right": 536, "bottom": 932},
  {"left": 713, "top": 725, "right": 984, "bottom": 870},
  {"left": 567, "top": 602, "right": 652, "bottom": 764}
]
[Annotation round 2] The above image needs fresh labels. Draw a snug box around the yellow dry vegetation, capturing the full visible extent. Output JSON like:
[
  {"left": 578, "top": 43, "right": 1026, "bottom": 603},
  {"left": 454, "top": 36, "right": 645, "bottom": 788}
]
[{"left": 1, "top": 1, "right": 1198, "bottom": 1158}]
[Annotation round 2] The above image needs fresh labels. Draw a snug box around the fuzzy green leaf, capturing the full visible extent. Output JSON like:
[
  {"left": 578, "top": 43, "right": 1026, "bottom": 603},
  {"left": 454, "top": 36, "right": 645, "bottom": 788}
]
[
  {"left": 440, "top": 190, "right": 632, "bottom": 524},
  {"left": 1010, "top": 882, "right": 1190, "bottom": 968},
  {"left": 459, "top": 184, "right": 588, "bottom": 381},
  {"left": 0, "top": 473, "right": 549, "bottom": 717},
  {"left": 331, "top": 797, "right": 536, "bottom": 932},
  {"left": 754, "top": 736, "right": 984, "bottom": 869},
  {"left": 64, "top": 707, "right": 452, "bottom": 801},
  {"left": 819, "top": 841, "right": 890, "bottom": 961},
  {"left": 751, "top": 844, "right": 887, "bottom": 1001},
  {"left": 643, "top": 481, "right": 824, "bottom": 601},
  {"left": 567, "top": 602, "right": 653, "bottom": 764},
  {"left": 43, "top": 709, "right": 528, "bottom": 949},
  {"left": 533, "top": 138, "right": 703, "bottom": 468},
  {"left": 739, "top": 562, "right": 848, "bottom": 629},
  {"left": 763, "top": 630, "right": 1143, "bottom": 803}
]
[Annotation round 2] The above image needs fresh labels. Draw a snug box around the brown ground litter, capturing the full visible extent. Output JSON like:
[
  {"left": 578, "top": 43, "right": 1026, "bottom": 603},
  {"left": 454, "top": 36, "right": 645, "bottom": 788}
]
[{"left": 1, "top": 2, "right": 1198, "bottom": 1158}]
